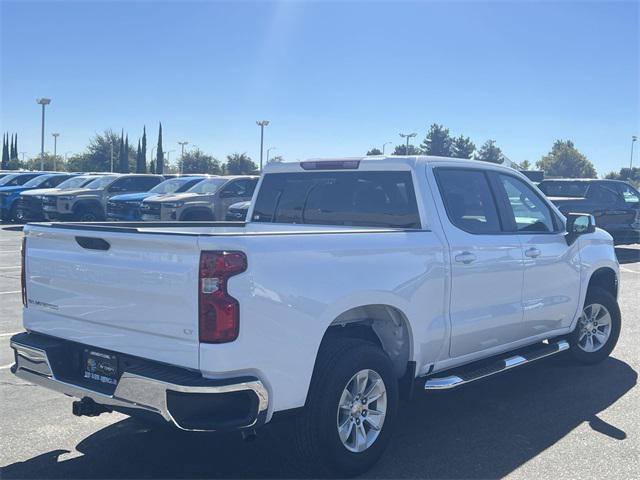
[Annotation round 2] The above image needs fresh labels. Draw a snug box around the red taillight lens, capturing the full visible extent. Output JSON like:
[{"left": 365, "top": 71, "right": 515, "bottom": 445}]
[
  {"left": 198, "top": 251, "right": 247, "bottom": 343},
  {"left": 21, "top": 237, "right": 27, "bottom": 307}
]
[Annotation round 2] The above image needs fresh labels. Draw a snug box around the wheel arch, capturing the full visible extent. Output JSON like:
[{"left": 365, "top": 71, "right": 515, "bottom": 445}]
[
  {"left": 587, "top": 267, "right": 618, "bottom": 299},
  {"left": 320, "top": 304, "right": 414, "bottom": 380},
  {"left": 180, "top": 206, "right": 215, "bottom": 221}
]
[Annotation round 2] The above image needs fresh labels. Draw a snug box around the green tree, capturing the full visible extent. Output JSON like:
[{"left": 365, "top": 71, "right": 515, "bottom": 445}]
[
  {"left": 67, "top": 130, "right": 131, "bottom": 173},
  {"left": 393, "top": 144, "right": 421, "bottom": 155},
  {"left": 267, "top": 155, "right": 284, "bottom": 164},
  {"left": 605, "top": 167, "right": 640, "bottom": 188},
  {"left": 536, "top": 140, "right": 596, "bottom": 178},
  {"left": 520, "top": 160, "right": 532, "bottom": 170},
  {"left": 12, "top": 133, "right": 18, "bottom": 160},
  {"left": 475, "top": 140, "right": 504, "bottom": 164},
  {"left": 1, "top": 134, "right": 7, "bottom": 169},
  {"left": 156, "top": 123, "right": 164, "bottom": 175},
  {"left": 366, "top": 148, "right": 383, "bottom": 155},
  {"left": 25, "top": 153, "right": 58, "bottom": 171},
  {"left": 135, "top": 139, "right": 144, "bottom": 173},
  {"left": 141, "top": 126, "right": 147, "bottom": 173},
  {"left": 180, "top": 149, "right": 223, "bottom": 174},
  {"left": 421, "top": 124, "right": 452, "bottom": 156},
  {"left": 450, "top": 135, "right": 475, "bottom": 159},
  {"left": 225, "top": 153, "right": 257, "bottom": 174}
]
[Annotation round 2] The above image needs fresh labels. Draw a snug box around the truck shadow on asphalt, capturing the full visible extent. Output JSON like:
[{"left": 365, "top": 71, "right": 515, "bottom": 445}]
[{"left": 2, "top": 355, "right": 636, "bottom": 479}]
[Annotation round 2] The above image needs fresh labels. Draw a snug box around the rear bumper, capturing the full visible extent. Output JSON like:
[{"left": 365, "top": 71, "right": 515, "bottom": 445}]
[{"left": 10, "top": 332, "right": 269, "bottom": 432}]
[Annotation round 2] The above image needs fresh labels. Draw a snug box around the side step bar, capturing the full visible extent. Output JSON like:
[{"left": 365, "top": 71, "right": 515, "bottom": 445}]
[{"left": 424, "top": 339, "right": 569, "bottom": 390}]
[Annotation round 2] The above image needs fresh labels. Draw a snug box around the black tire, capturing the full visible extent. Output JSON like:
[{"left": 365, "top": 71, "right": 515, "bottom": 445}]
[
  {"left": 567, "top": 287, "right": 621, "bottom": 365},
  {"left": 9, "top": 203, "right": 21, "bottom": 223},
  {"left": 292, "top": 338, "right": 398, "bottom": 477},
  {"left": 74, "top": 205, "right": 102, "bottom": 222}
]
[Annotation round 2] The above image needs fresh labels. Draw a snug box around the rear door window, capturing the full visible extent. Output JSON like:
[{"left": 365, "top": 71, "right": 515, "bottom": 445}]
[
  {"left": 538, "top": 181, "right": 589, "bottom": 197},
  {"left": 435, "top": 168, "right": 502, "bottom": 234},
  {"left": 252, "top": 171, "right": 421, "bottom": 228}
]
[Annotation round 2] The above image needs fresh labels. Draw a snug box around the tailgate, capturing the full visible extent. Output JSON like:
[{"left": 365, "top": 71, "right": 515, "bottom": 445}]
[{"left": 23, "top": 225, "right": 201, "bottom": 369}]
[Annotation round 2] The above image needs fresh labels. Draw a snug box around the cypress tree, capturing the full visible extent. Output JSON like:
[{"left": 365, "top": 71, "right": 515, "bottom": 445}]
[
  {"left": 118, "top": 130, "right": 125, "bottom": 173},
  {"left": 1, "top": 134, "right": 8, "bottom": 169},
  {"left": 141, "top": 126, "right": 147, "bottom": 173},
  {"left": 156, "top": 123, "right": 164, "bottom": 175},
  {"left": 136, "top": 139, "right": 143, "bottom": 173},
  {"left": 124, "top": 134, "right": 130, "bottom": 173},
  {"left": 12, "top": 133, "right": 18, "bottom": 160},
  {"left": 9, "top": 134, "right": 13, "bottom": 160}
]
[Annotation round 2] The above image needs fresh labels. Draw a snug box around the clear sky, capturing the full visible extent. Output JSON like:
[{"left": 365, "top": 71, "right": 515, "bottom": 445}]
[{"left": 1, "top": 0, "right": 638, "bottom": 174}]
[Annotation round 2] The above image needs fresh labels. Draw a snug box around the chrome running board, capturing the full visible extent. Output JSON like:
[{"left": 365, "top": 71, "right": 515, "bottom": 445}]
[{"left": 424, "top": 339, "right": 570, "bottom": 390}]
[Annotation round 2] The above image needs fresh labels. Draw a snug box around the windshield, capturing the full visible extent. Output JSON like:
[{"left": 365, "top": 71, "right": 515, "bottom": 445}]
[
  {"left": 538, "top": 181, "right": 590, "bottom": 197},
  {"left": 57, "top": 176, "right": 97, "bottom": 189},
  {"left": 22, "top": 174, "right": 57, "bottom": 188},
  {"left": 85, "top": 175, "right": 119, "bottom": 189},
  {"left": 0, "top": 174, "right": 19, "bottom": 186},
  {"left": 187, "top": 178, "right": 227, "bottom": 194},
  {"left": 150, "top": 177, "right": 205, "bottom": 194}
]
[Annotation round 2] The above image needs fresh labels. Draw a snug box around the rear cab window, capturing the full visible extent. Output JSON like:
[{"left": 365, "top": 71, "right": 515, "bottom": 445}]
[
  {"left": 538, "top": 181, "right": 589, "bottom": 198},
  {"left": 252, "top": 171, "right": 421, "bottom": 229}
]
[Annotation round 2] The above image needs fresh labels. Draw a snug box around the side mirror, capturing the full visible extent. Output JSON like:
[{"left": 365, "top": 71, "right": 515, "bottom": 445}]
[
  {"left": 219, "top": 190, "right": 235, "bottom": 199},
  {"left": 565, "top": 213, "right": 596, "bottom": 245}
]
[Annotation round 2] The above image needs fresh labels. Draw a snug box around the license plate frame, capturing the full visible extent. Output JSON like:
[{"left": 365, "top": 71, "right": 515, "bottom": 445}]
[{"left": 83, "top": 349, "right": 119, "bottom": 386}]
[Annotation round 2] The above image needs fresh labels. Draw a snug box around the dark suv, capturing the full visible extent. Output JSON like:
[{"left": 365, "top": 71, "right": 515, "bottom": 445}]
[{"left": 538, "top": 179, "right": 640, "bottom": 244}]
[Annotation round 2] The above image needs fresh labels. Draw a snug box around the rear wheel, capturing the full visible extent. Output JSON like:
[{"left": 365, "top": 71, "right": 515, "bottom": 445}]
[
  {"left": 568, "top": 287, "right": 621, "bottom": 364},
  {"left": 292, "top": 338, "right": 398, "bottom": 477},
  {"left": 10, "top": 204, "right": 22, "bottom": 223}
]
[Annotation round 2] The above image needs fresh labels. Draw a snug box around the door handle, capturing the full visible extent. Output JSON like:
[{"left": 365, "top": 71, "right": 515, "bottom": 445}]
[
  {"left": 454, "top": 251, "right": 476, "bottom": 264},
  {"left": 525, "top": 247, "right": 541, "bottom": 258}
]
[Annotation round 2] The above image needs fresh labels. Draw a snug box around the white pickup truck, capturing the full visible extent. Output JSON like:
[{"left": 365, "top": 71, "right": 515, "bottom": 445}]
[{"left": 11, "top": 156, "right": 621, "bottom": 476}]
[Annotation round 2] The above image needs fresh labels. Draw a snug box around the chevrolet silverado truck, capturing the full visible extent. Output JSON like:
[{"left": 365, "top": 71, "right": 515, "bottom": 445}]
[
  {"left": 106, "top": 176, "right": 207, "bottom": 221},
  {"left": 11, "top": 156, "right": 621, "bottom": 476},
  {"left": 538, "top": 178, "right": 640, "bottom": 245},
  {"left": 139, "top": 175, "right": 258, "bottom": 221},
  {"left": 42, "top": 174, "right": 163, "bottom": 222},
  {"left": 16, "top": 174, "right": 104, "bottom": 222}
]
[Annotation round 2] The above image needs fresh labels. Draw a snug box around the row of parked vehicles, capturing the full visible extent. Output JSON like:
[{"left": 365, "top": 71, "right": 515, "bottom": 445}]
[
  {"left": 1, "top": 169, "right": 638, "bottom": 245},
  {"left": 0, "top": 171, "right": 257, "bottom": 223}
]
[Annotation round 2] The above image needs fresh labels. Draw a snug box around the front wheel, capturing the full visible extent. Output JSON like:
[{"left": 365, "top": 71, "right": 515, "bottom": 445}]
[
  {"left": 292, "top": 338, "right": 398, "bottom": 477},
  {"left": 568, "top": 287, "right": 621, "bottom": 364}
]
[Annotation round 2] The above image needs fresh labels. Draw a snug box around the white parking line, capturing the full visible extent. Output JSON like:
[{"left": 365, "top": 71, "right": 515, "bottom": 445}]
[
  {"left": 0, "top": 331, "right": 22, "bottom": 337},
  {"left": 620, "top": 266, "right": 639, "bottom": 274},
  {"left": 0, "top": 363, "right": 14, "bottom": 370},
  {"left": 0, "top": 290, "right": 20, "bottom": 295},
  {"left": 0, "top": 266, "right": 20, "bottom": 270}
]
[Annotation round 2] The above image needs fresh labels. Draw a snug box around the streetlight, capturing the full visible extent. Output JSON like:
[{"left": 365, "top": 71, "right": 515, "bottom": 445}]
[
  {"left": 165, "top": 150, "right": 175, "bottom": 169},
  {"left": 256, "top": 120, "right": 270, "bottom": 171},
  {"left": 51, "top": 133, "right": 60, "bottom": 171},
  {"left": 20, "top": 152, "right": 27, "bottom": 161},
  {"left": 177, "top": 141, "right": 189, "bottom": 174},
  {"left": 631, "top": 136, "right": 638, "bottom": 169},
  {"left": 382, "top": 142, "right": 392, "bottom": 155},
  {"left": 36, "top": 98, "right": 51, "bottom": 170},
  {"left": 266, "top": 147, "right": 276, "bottom": 165},
  {"left": 399, "top": 132, "right": 417, "bottom": 155}
]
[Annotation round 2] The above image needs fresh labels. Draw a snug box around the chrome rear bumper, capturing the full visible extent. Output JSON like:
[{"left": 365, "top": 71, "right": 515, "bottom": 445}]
[{"left": 11, "top": 333, "right": 269, "bottom": 432}]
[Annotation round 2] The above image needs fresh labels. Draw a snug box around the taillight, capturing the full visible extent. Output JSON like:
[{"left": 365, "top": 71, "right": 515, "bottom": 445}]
[
  {"left": 198, "top": 251, "right": 247, "bottom": 343},
  {"left": 21, "top": 237, "right": 27, "bottom": 307},
  {"left": 300, "top": 160, "right": 360, "bottom": 170}
]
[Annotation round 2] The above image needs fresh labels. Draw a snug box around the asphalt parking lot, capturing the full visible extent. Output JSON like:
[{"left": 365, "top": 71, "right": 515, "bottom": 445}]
[{"left": 0, "top": 225, "right": 638, "bottom": 479}]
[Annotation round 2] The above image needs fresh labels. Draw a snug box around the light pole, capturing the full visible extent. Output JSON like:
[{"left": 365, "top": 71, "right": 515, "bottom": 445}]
[
  {"left": 166, "top": 150, "right": 175, "bottom": 170},
  {"left": 266, "top": 147, "right": 276, "bottom": 165},
  {"left": 177, "top": 141, "right": 189, "bottom": 174},
  {"left": 256, "top": 120, "right": 270, "bottom": 171},
  {"left": 51, "top": 133, "right": 60, "bottom": 171},
  {"left": 631, "top": 136, "right": 638, "bottom": 169},
  {"left": 20, "top": 152, "right": 27, "bottom": 162},
  {"left": 36, "top": 98, "right": 51, "bottom": 170},
  {"left": 382, "top": 142, "right": 392, "bottom": 155},
  {"left": 399, "top": 132, "right": 417, "bottom": 155}
]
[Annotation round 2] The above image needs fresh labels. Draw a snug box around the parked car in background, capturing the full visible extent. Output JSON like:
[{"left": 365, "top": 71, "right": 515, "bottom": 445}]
[
  {"left": 43, "top": 174, "right": 164, "bottom": 222},
  {"left": 0, "top": 173, "right": 72, "bottom": 222},
  {"left": 106, "top": 176, "right": 207, "bottom": 221},
  {"left": 538, "top": 179, "right": 640, "bottom": 244},
  {"left": 16, "top": 174, "right": 105, "bottom": 222},
  {"left": 140, "top": 175, "right": 258, "bottom": 221},
  {"left": 13, "top": 156, "right": 621, "bottom": 476},
  {"left": 0, "top": 172, "right": 46, "bottom": 188},
  {"left": 225, "top": 200, "right": 251, "bottom": 221}
]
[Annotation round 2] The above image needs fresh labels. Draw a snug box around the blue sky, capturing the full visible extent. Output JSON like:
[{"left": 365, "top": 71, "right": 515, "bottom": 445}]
[{"left": 1, "top": 0, "right": 638, "bottom": 174}]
